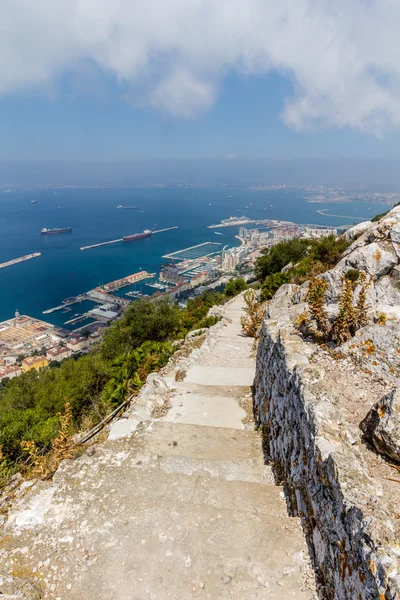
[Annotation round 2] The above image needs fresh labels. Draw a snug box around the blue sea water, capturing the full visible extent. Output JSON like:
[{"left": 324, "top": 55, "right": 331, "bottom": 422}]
[{"left": 0, "top": 187, "right": 380, "bottom": 327}]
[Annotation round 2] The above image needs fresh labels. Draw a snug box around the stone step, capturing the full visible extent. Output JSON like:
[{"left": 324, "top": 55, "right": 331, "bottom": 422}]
[
  {"left": 6, "top": 479, "right": 310, "bottom": 600},
  {"left": 113, "top": 421, "right": 264, "bottom": 464},
  {"left": 159, "top": 454, "right": 273, "bottom": 484},
  {"left": 184, "top": 364, "right": 255, "bottom": 387},
  {"left": 160, "top": 390, "right": 248, "bottom": 429}
]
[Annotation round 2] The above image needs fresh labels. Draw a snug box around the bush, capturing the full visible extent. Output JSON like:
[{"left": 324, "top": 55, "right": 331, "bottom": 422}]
[
  {"left": 224, "top": 277, "right": 248, "bottom": 298},
  {"left": 101, "top": 297, "right": 181, "bottom": 360},
  {"left": 254, "top": 239, "right": 309, "bottom": 280},
  {"left": 260, "top": 272, "right": 290, "bottom": 301}
]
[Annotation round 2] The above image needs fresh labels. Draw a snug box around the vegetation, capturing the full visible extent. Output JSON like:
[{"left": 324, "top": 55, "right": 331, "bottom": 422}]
[
  {"left": 224, "top": 277, "right": 248, "bottom": 297},
  {"left": 241, "top": 289, "right": 265, "bottom": 337},
  {"left": 257, "top": 235, "right": 350, "bottom": 301},
  {"left": 253, "top": 233, "right": 374, "bottom": 347},
  {"left": 371, "top": 201, "right": 400, "bottom": 222},
  {"left": 0, "top": 282, "right": 246, "bottom": 471},
  {"left": 303, "top": 272, "right": 371, "bottom": 345}
]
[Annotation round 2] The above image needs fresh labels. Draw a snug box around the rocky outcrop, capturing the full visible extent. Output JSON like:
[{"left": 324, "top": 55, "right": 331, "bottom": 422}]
[
  {"left": 360, "top": 388, "right": 400, "bottom": 463},
  {"left": 254, "top": 207, "right": 400, "bottom": 599},
  {"left": 343, "top": 220, "right": 373, "bottom": 241},
  {"left": 319, "top": 207, "right": 400, "bottom": 308},
  {"left": 254, "top": 303, "right": 400, "bottom": 599}
]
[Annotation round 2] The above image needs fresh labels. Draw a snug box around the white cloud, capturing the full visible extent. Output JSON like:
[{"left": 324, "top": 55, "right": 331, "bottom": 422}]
[{"left": 1, "top": 0, "right": 400, "bottom": 133}]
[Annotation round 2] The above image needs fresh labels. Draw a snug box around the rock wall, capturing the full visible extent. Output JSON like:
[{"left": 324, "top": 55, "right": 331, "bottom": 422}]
[{"left": 254, "top": 316, "right": 399, "bottom": 600}]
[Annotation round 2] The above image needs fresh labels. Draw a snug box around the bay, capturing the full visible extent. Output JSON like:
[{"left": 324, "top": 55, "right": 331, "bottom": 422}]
[{"left": 0, "top": 186, "right": 380, "bottom": 326}]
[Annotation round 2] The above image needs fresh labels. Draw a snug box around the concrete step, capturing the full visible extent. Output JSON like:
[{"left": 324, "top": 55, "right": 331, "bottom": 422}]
[
  {"left": 113, "top": 421, "right": 264, "bottom": 464},
  {"left": 159, "top": 454, "right": 273, "bottom": 484},
  {"left": 184, "top": 364, "right": 255, "bottom": 387},
  {"left": 161, "top": 390, "right": 248, "bottom": 429}
]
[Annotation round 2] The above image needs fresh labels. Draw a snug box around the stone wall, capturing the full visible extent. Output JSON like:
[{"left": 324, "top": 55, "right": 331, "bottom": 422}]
[{"left": 254, "top": 314, "right": 399, "bottom": 600}]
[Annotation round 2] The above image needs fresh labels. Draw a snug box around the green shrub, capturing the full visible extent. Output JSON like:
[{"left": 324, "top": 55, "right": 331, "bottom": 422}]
[
  {"left": 224, "top": 277, "right": 248, "bottom": 298},
  {"left": 254, "top": 239, "right": 309, "bottom": 280},
  {"left": 260, "top": 272, "right": 290, "bottom": 301}
]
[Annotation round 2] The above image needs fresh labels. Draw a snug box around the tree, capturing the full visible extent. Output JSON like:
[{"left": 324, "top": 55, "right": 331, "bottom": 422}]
[
  {"left": 254, "top": 239, "right": 309, "bottom": 281},
  {"left": 101, "top": 298, "right": 181, "bottom": 360},
  {"left": 224, "top": 278, "right": 248, "bottom": 298}
]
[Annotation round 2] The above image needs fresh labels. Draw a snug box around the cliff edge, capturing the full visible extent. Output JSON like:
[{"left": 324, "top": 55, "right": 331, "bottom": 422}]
[{"left": 254, "top": 206, "right": 400, "bottom": 599}]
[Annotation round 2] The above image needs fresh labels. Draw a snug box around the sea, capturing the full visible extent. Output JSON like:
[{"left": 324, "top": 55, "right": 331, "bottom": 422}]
[{"left": 0, "top": 187, "right": 381, "bottom": 328}]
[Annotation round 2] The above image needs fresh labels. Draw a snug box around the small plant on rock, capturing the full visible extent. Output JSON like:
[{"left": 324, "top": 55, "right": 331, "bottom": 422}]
[
  {"left": 241, "top": 289, "right": 265, "bottom": 337},
  {"left": 355, "top": 272, "right": 371, "bottom": 329},
  {"left": 331, "top": 277, "right": 357, "bottom": 345},
  {"left": 376, "top": 311, "right": 387, "bottom": 326},
  {"left": 20, "top": 440, "right": 48, "bottom": 478},
  {"left": 306, "top": 276, "right": 331, "bottom": 339}
]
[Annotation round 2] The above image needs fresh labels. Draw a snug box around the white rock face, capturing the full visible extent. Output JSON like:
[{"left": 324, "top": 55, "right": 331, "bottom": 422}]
[
  {"left": 341, "top": 242, "right": 397, "bottom": 277},
  {"left": 343, "top": 221, "right": 373, "bottom": 242},
  {"left": 360, "top": 389, "right": 400, "bottom": 462}
]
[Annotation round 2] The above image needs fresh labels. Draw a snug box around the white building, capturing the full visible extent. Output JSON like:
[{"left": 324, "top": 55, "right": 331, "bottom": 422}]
[{"left": 46, "top": 346, "right": 72, "bottom": 362}]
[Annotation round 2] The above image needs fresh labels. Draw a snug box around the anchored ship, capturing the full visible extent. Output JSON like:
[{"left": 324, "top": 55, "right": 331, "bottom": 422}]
[
  {"left": 117, "top": 205, "right": 138, "bottom": 210},
  {"left": 41, "top": 227, "right": 72, "bottom": 235},
  {"left": 123, "top": 229, "right": 152, "bottom": 242}
]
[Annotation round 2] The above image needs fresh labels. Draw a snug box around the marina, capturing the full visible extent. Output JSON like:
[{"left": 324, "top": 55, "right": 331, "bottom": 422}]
[{"left": 0, "top": 253, "right": 41, "bottom": 270}]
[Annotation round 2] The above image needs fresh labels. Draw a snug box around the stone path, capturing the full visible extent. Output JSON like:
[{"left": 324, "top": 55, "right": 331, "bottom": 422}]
[{"left": 0, "top": 295, "right": 316, "bottom": 600}]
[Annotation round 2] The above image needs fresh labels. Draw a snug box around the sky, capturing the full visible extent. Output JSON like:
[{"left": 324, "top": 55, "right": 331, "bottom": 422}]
[{"left": 1, "top": 0, "right": 400, "bottom": 162}]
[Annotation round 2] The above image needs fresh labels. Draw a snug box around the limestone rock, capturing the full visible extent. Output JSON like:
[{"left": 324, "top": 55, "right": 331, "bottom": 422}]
[
  {"left": 343, "top": 221, "right": 373, "bottom": 242},
  {"left": 360, "top": 388, "right": 400, "bottom": 462},
  {"left": 0, "top": 570, "right": 42, "bottom": 599},
  {"left": 340, "top": 242, "right": 397, "bottom": 277}
]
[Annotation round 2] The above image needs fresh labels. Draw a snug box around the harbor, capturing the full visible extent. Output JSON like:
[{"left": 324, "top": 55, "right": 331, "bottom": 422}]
[{"left": 0, "top": 252, "right": 41, "bottom": 269}]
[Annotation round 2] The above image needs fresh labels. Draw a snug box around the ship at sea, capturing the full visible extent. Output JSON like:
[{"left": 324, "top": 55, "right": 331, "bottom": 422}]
[
  {"left": 117, "top": 205, "right": 138, "bottom": 210},
  {"left": 41, "top": 227, "right": 72, "bottom": 235},
  {"left": 31, "top": 199, "right": 38, "bottom": 204},
  {"left": 123, "top": 229, "right": 152, "bottom": 242}
]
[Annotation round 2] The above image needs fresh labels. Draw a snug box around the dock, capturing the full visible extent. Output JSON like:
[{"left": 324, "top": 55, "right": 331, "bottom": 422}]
[
  {"left": 0, "top": 252, "right": 41, "bottom": 269},
  {"left": 80, "top": 239, "right": 123, "bottom": 251},
  {"left": 80, "top": 226, "right": 178, "bottom": 251},
  {"left": 99, "top": 271, "right": 156, "bottom": 293},
  {"left": 316, "top": 209, "right": 368, "bottom": 221},
  {"left": 162, "top": 242, "right": 221, "bottom": 260},
  {"left": 153, "top": 226, "right": 178, "bottom": 234}
]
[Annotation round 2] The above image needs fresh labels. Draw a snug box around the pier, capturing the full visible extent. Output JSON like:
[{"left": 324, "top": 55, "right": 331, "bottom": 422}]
[
  {"left": 98, "top": 270, "right": 156, "bottom": 293},
  {"left": 80, "top": 226, "right": 178, "bottom": 251},
  {"left": 80, "top": 239, "right": 123, "bottom": 251},
  {"left": 0, "top": 252, "right": 41, "bottom": 269},
  {"left": 316, "top": 209, "right": 368, "bottom": 221},
  {"left": 162, "top": 241, "right": 221, "bottom": 260},
  {"left": 153, "top": 226, "right": 178, "bottom": 234}
]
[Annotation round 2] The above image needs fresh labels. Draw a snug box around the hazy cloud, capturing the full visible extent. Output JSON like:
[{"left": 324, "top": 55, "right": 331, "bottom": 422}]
[{"left": 1, "top": 0, "right": 400, "bottom": 133}]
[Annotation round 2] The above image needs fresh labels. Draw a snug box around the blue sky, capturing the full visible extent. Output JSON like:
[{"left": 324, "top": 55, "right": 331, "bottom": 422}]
[
  {"left": 2, "top": 72, "right": 400, "bottom": 161},
  {"left": 2, "top": 1, "right": 400, "bottom": 162}
]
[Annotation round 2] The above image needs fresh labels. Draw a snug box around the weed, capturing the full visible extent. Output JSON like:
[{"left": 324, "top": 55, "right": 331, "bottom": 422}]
[
  {"left": 331, "top": 277, "right": 357, "bottom": 344},
  {"left": 376, "top": 311, "right": 387, "bottom": 326},
  {"left": 306, "top": 276, "right": 331, "bottom": 336},
  {"left": 355, "top": 272, "right": 371, "bottom": 328},
  {"left": 241, "top": 289, "right": 265, "bottom": 337}
]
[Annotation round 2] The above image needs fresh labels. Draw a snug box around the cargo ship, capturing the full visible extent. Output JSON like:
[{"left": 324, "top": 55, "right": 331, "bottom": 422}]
[
  {"left": 41, "top": 227, "right": 72, "bottom": 235},
  {"left": 123, "top": 229, "right": 152, "bottom": 242},
  {"left": 117, "top": 205, "right": 138, "bottom": 210}
]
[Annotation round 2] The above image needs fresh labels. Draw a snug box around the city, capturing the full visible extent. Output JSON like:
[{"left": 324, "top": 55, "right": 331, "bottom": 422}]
[{"left": 0, "top": 217, "right": 338, "bottom": 383}]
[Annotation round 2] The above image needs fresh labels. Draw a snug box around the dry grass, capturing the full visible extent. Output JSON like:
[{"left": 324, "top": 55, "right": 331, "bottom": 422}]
[
  {"left": 21, "top": 402, "right": 75, "bottom": 479},
  {"left": 241, "top": 289, "right": 265, "bottom": 337}
]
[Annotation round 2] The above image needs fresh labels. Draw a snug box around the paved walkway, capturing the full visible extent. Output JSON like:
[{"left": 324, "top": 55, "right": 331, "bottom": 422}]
[{"left": 0, "top": 295, "right": 316, "bottom": 599}]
